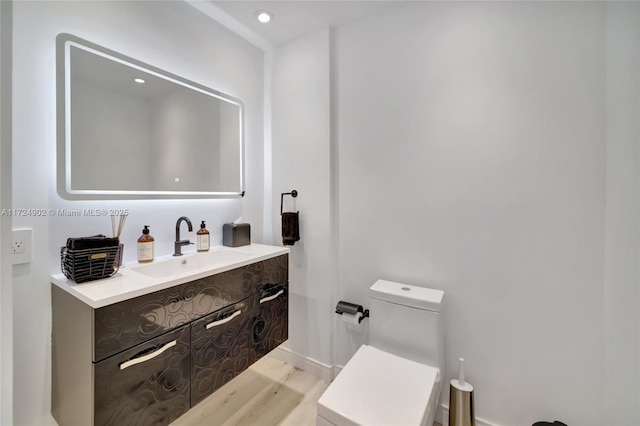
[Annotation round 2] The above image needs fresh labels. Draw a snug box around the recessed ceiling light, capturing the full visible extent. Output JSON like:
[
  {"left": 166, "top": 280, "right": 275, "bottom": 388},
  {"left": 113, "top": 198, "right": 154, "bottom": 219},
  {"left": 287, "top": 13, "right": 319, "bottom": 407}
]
[
  {"left": 134, "top": 78, "right": 145, "bottom": 84},
  {"left": 256, "top": 10, "right": 273, "bottom": 24}
]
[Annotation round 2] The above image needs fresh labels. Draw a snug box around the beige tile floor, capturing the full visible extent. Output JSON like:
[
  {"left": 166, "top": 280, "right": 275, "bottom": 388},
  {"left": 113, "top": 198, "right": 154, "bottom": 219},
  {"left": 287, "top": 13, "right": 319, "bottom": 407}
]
[{"left": 171, "top": 354, "right": 442, "bottom": 426}]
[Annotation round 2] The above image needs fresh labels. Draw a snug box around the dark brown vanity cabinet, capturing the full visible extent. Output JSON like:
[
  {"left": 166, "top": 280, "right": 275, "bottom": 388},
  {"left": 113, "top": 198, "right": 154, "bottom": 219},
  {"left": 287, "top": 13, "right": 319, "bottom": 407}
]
[
  {"left": 191, "top": 297, "right": 258, "bottom": 406},
  {"left": 94, "top": 325, "right": 191, "bottom": 426},
  {"left": 190, "top": 281, "right": 289, "bottom": 407},
  {"left": 253, "top": 282, "right": 289, "bottom": 358},
  {"left": 52, "top": 254, "right": 288, "bottom": 426}
]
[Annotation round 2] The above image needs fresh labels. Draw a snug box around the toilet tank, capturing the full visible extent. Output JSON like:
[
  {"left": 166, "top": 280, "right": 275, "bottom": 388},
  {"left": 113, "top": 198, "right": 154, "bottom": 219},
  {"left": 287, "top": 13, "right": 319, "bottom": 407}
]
[{"left": 369, "top": 280, "right": 444, "bottom": 371}]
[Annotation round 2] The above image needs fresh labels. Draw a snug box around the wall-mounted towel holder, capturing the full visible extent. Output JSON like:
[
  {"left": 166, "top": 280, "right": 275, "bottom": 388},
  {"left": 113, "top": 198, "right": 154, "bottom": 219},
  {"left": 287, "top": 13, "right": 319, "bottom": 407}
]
[{"left": 280, "top": 190, "right": 298, "bottom": 215}]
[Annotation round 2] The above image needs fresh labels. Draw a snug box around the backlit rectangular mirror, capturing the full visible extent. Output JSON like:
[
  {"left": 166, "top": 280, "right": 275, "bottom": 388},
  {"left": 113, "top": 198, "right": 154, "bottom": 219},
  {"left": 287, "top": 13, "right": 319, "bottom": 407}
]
[{"left": 56, "top": 33, "right": 245, "bottom": 200}]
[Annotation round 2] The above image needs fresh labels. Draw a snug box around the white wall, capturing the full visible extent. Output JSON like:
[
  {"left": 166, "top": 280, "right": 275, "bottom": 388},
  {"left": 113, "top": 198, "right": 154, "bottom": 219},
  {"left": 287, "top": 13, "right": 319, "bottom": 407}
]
[
  {"left": 272, "top": 1, "right": 640, "bottom": 425},
  {"left": 603, "top": 2, "right": 640, "bottom": 424},
  {"left": 334, "top": 2, "right": 636, "bottom": 425},
  {"left": 337, "top": 2, "right": 605, "bottom": 424},
  {"left": 11, "top": 1, "right": 263, "bottom": 424},
  {"left": 271, "top": 29, "right": 333, "bottom": 366},
  {"left": 0, "top": 1, "right": 13, "bottom": 424}
]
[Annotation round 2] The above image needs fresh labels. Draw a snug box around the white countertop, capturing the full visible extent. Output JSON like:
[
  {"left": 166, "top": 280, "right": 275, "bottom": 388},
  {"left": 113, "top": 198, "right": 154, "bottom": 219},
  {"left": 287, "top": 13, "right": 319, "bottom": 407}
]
[{"left": 51, "top": 244, "right": 289, "bottom": 309}]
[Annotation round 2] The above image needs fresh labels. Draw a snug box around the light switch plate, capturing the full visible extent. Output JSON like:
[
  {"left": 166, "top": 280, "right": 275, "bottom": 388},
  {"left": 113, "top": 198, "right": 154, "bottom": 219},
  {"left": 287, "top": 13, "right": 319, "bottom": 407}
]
[{"left": 11, "top": 229, "right": 32, "bottom": 265}]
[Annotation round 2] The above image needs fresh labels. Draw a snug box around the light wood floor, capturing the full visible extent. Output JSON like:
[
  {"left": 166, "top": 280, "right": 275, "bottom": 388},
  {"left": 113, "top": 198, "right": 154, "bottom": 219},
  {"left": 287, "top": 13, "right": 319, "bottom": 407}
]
[
  {"left": 172, "top": 355, "right": 443, "bottom": 426},
  {"left": 172, "top": 355, "right": 329, "bottom": 426}
]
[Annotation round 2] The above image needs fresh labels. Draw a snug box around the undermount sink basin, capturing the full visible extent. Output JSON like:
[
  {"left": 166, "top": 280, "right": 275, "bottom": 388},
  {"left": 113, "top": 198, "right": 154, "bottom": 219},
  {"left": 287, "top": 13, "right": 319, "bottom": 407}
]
[{"left": 131, "top": 249, "right": 253, "bottom": 279}]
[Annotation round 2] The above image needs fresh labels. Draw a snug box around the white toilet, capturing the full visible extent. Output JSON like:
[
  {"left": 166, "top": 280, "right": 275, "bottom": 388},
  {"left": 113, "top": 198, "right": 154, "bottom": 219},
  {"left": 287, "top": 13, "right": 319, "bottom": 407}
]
[{"left": 317, "top": 279, "right": 445, "bottom": 426}]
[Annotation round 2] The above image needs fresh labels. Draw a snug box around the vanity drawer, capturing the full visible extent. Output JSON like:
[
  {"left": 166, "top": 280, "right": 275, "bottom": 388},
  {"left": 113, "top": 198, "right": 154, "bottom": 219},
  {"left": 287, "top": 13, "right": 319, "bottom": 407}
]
[
  {"left": 93, "top": 324, "right": 190, "bottom": 426},
  {"left": 190, "top": 296, "right": 258, "bottom": 406},
  {"left": 252, "top": 282, "right": 289, "bottom": 359},
  {"left": 93, "top": 255, "right": 288, "bottom": 362}
]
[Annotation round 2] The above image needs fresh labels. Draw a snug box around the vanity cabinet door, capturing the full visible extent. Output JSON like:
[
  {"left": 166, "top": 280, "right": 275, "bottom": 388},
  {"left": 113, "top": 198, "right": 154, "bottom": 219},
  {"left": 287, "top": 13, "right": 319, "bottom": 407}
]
[
  {"left": 93, "top": 325, "right": 190, "bottom": 426},
  {"left": 190, "top": 296, "right": 258, "bottom": 407},
  {"left": 252, "top": 282, "right": 289, "bottom": 359}
]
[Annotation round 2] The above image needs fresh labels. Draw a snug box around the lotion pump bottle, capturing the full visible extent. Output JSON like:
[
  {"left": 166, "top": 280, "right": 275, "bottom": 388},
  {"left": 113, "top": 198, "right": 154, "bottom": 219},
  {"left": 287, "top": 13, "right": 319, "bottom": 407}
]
[
  {"left": 137, "top": 225, "right": 155, "bottom": 263},
  {"left": 197, "top": 221, "right": 210, "bottom": 252}
]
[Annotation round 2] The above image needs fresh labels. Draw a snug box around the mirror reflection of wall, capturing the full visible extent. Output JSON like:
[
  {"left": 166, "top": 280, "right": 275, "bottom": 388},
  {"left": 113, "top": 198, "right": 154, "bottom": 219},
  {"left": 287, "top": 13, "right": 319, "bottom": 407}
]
[
  {"left": 150, "top": 87, "right": 220, "bottom": 192},
  {"left": 59, "top": 34, "right": 244, "bottom": 199}
]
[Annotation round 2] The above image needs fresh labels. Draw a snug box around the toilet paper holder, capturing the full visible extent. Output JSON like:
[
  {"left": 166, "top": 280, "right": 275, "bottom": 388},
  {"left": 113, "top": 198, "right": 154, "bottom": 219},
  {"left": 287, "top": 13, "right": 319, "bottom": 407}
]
[{"left": 335, "top": 301, "right": 369, "bottom": 324}]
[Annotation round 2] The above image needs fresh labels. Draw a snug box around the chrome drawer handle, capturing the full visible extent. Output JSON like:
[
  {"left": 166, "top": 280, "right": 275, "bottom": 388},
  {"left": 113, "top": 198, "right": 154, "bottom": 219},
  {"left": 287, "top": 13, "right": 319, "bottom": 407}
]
[
  {"left": 119, "top": 340, "right": 177, "bottom": 370},
  {"left": 206, "top": 310, "right": 242, "bottom": 330},
  {"left": 260, "top": 290, "right": 284, "bottom": 304}
]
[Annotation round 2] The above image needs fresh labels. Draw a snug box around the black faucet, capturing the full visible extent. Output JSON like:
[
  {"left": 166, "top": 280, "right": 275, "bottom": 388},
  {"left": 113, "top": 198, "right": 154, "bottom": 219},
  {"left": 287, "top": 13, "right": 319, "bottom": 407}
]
[{"left": 173, "top": 216, "right": 193, "bottom": 256}]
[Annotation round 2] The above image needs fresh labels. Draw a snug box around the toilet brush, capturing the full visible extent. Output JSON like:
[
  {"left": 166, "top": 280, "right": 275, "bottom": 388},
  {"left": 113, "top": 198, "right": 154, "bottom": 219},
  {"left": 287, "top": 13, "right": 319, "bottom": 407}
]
[{"left": 449, "top": 358, "right": 475, "bottom": 426}]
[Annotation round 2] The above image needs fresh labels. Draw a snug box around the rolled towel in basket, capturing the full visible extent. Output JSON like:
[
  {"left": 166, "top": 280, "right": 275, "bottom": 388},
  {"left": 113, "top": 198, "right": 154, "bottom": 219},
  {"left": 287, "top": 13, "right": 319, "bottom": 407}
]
[
  {"left": 66, "top": 234, "right": 120, "bottom": 250},
  {"left": 282, "top": 212, "right": 300, "bottom": 246}
]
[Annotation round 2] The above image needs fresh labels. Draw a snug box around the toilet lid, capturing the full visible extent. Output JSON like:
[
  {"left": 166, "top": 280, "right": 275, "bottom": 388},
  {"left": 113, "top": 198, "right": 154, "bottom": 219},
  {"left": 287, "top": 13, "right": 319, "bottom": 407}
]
[{"left": 317, "top": 345, "right": 439, "bottom": 426}]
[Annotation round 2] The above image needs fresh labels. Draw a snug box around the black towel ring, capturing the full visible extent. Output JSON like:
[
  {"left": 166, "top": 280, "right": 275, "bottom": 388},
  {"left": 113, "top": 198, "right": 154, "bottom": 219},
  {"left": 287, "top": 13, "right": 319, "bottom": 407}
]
[{"left": 280, "top": 190, "right": 298, "bottom": 215}]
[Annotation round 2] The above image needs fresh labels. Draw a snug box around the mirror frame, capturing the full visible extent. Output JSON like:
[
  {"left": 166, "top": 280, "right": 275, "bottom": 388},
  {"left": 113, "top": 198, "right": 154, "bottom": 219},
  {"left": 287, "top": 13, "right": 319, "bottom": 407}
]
[{"left": 56, "top": 33, "right": 245, "bottom": 200}]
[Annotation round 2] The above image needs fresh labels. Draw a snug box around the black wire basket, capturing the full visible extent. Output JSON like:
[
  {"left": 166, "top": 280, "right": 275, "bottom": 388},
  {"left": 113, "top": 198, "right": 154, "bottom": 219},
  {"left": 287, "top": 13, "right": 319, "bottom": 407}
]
[{"left": 60, "top": 245, "right": 121, "bottom": 283}]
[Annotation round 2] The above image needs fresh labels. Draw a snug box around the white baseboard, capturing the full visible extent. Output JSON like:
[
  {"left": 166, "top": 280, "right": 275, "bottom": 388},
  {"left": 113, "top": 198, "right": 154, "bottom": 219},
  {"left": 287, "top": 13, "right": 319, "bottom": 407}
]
[
  {"left": 270, "top": 348, "right": 498, "bottom": 426},
  {"left": 269, "top": 346, "right": 335, "bottom": 382}
]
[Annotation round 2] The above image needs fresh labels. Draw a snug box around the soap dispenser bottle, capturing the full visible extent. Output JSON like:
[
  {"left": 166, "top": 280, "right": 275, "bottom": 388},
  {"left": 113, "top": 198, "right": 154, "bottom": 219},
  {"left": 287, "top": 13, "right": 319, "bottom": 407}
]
[
  {"left": 137, "top": 225, "right": 155, "bottom": 263},
  {"left": 197, "top": 221, "right": 210, "bottom": 252}
]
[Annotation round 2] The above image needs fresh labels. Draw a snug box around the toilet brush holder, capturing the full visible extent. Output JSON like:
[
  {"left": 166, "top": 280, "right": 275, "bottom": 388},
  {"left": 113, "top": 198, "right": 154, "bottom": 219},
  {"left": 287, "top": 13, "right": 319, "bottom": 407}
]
[{"left": 449, "top": 358, "right": 475, "bottom": 426}]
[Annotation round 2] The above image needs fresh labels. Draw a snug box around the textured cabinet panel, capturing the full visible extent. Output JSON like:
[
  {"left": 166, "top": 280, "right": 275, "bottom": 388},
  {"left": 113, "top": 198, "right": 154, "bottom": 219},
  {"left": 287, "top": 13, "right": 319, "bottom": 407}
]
[
  {"left": 260, "top": 254, "right": 288, "bottom": 286},
  {"left": 93, "top": 325, "right": 190, "bottom": 426},
  {"left": 252, "top": 282, "right": 289, "bottom": 359},
  {"left": 191, "top": 297, "right": 258, "bottom": 406},
  {"left": 93, "top": 255, "right": 288, "bottom": 362}
]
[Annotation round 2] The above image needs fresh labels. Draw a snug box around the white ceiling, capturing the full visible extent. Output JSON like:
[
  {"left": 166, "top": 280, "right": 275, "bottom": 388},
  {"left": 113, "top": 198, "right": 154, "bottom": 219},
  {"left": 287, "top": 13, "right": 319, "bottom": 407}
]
[{"left": 210, "top": 1, "right": 406, "bottom": 47}]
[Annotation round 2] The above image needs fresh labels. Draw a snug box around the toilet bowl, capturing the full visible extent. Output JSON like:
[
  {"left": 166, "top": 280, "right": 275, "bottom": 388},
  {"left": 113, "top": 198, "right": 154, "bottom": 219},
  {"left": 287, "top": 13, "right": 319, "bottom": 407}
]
[{"left": 317, "top": 280, "right": 445, "bottom": 426}]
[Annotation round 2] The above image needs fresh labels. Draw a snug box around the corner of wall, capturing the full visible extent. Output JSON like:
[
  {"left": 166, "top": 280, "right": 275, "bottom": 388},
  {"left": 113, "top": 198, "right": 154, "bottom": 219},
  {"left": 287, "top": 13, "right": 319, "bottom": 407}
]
[
  {"left": 263, "top": 49, "right": 274, "bottom": 244},
  {"left": 271, "top": 28, "right": 334, "bottom": 365},
  {"left": 328, "top": 25, "right": 340, "bottom": 372}
]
